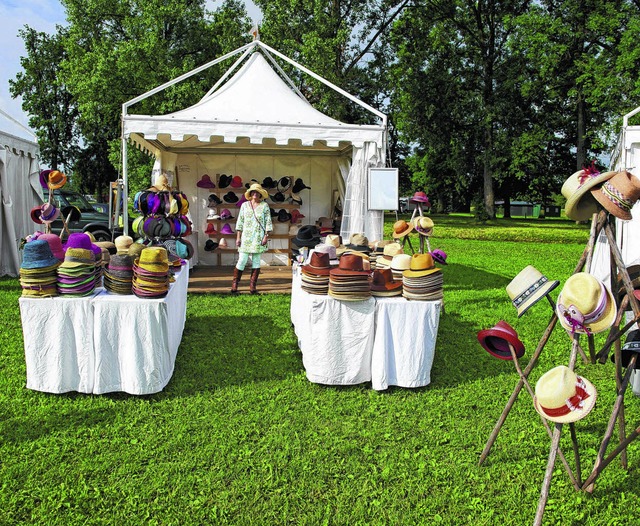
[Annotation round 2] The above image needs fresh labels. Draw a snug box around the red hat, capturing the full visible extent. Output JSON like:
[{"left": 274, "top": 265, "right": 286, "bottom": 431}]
[{"left": 477, "top": 321, "right": 525, "bottom": 360}]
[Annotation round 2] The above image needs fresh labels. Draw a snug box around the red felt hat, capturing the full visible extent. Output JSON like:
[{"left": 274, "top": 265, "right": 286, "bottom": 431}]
[{"left": 477, "top": 321, "right": 525, "bottom": 361}]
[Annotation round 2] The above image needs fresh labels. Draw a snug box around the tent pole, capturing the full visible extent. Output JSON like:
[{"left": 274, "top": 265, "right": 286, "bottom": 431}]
[{"left": 121, "top": 104, "right": 129, "bottom": 236}]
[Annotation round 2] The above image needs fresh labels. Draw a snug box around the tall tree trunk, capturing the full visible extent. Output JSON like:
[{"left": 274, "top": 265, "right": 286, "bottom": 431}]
[
  {"left": 483, "top": 124, "right": 495, "bottom": 219},
  {"left": 576, "top": 92, "right": 587, "bottom": 169}
]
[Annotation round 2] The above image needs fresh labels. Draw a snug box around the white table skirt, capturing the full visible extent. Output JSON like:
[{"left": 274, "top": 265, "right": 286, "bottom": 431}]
[
  {"left": 19, "top": 267, "right": 188, "bottom": 395},
  {"left": 291, "top": 268, "right": 441, "bottom": 390}
]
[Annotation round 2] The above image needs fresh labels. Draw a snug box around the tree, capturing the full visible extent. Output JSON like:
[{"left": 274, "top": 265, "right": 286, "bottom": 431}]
[{"left": 9, "top": 26, "right": 80, "bottom": 172}]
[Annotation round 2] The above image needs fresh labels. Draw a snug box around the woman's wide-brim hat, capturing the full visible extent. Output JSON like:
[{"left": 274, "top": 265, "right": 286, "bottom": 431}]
[
  {"left": 590, "top": 170, "right": 640, "bottom": 221},
  {"left": 556, "top": 272, "right": 616, "bottom": 334},
  {"left": 149, "top": 174, "right": 171, "bottom": 192},
  {"left": 223, "top": 191, "right": 239, "bottom": 203},
  {"left": 292, "top": 178, "right": 311, "bottom": 193},
  {"left": 477, "top": 321, "right": 525, "bottom": 360},
  {"left": 534, "top": 365, "right": 597, "bottom": 423},
  {"left": 277, "top": 176, "right": 293, "bottom": 192},
  {"left": 412, "top": 216, "right": 434, "bottom": 236},
  {"left": 230, "top": 176, "right": 243, "bottom": 188},
  {"left": 562, "top": 167, "right": 616, "bottom": 221},
  {"left": 245, "top": 183, "right": 268, "bottom": 200},
  {"left": 392, "top": 219, "right": 413, "bottom": 238},
  {"left": 196, "top": 174, "right": 216, "bottom": 188},
  {"left": 506, "top": 265, "right": 559, "bottom": 317},
  {"left": 30, "top": 206, "right": 43, "bottom": 224}
]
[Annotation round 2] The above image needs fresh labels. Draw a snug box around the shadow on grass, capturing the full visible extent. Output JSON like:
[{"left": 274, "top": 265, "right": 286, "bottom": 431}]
[
  {"left": 441, "top": 262, "right": 511, "bottom": 291},
  {"left": 166, "top": 311, "right": 302, "bottom": 395}
]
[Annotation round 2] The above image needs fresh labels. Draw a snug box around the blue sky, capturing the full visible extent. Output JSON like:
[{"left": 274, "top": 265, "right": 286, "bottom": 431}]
[{"left": 0, "top": 0, "right": 261, "bottom": 141}]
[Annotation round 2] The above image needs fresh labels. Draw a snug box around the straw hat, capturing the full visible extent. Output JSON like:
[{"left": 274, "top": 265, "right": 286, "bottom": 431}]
[
  {"left": 534, "top": 365, "right": 597, "bottom": 423},
  {"left": 403, "top": 253, "right": 439, "bottom": 278},
  {"left": 392, "top": 220, "right": 413, "bottom": 238},
  {"left": 244, "top": 183, "right": 268, "bottom": 200},
  {"left": 556, "top": 272, "right": 616, "bottom": 334},
  {"left": 390, "top": 253, "right": 412, "bottom": 272},
  {"left": 562, "top": 167, "right": 615, "bottom": 221},
  {"left": 114, "top": 235, "right": 134, "bottom": 255},
  {"left": 412, "top": 216, "right": 434, "bottom": 236},
  {"left": 506, "top": 265, "right": 559, "bottom": 317},
  {"left": 149, "top": 174, "right": 171, "bottom": 192},
  {"left": 590, "top": 170, "right": 640, "bottom": 220},
  {"left": 477, "top": 321, "right": 525, "bottom": 361}
]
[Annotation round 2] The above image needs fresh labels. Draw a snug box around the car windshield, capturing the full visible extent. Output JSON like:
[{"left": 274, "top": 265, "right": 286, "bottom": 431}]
[{"left": 49, "top": 190, "right": 96, "bottom": 213}]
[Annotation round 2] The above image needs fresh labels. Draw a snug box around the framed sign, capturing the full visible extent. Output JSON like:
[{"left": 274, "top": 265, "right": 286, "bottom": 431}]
[{"left": 368, "top": 167, "right": 399, "bottom": 210}]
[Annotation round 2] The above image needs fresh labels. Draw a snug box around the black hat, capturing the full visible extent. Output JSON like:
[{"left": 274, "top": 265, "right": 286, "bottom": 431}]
[
  {"left": 611, "top": 329, "right": 640, "bottom": 369},
  {"left": 223, "top": 191, "right": 239, "bottom": 203},
  {"left": 262, "top": 177, "right": 277, "bottom": 189},
  {"left": 271, "top": 191, "right": 286, "bottom": 203},
  {"left": 292, "top": 178, "right": 311, "bottom": 193},
  {"left": 208, "top": 194, "right": 222, "bottom": 206},
  {"left": 204, "top": 239, "right": 219, "bottom": 252},
  {"left": 277, "top": 209, "right": 292, "bottom": 222},
  {"left": 270, "top": 207, "right": 277, "bottom": 217},
  {"left": 244, "top": 179, "right": 259, "bottom": 189},
  {"left": 293, "top": 225, "right": 322, "bottom": 248},
  {"left": 218, "top": 174, "right": 232, "bottom": 188}
]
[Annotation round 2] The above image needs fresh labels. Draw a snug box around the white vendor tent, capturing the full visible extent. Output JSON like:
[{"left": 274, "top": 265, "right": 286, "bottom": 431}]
[
  {"left": 0, "top": 128, "right": 42, "bottom": 277},
  {"left": 591, "top": 106, "right": 640, "bottom": 283},
  {"left": 122, "top": 40, "right": 388, "bottom": 266}
]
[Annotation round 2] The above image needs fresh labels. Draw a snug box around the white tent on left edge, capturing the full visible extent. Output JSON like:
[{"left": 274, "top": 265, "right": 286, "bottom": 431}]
[
  {"left": 0, "top": 128, "right": 42, "bottom": 276},
  {"left": 122, "top": 40, "right": 389, "bottom": 266}
]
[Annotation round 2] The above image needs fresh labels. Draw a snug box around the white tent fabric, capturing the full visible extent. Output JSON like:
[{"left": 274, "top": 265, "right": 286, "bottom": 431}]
[
  {"left": 122, "top": 43, "right": 388, "bottom": 260},
  {"left": 0, "top": 131, "right": 42, "bottom": 276}
]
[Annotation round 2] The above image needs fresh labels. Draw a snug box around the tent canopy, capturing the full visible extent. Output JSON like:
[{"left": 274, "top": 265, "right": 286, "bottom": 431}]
[{"left": 123, "top": 41, "right": 386, "bottom": 155}]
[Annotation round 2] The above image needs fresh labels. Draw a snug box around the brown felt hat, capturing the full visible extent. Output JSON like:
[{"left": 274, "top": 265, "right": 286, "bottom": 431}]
[{"left": 590, "top": 170, "right": 640, "bottom": 221}]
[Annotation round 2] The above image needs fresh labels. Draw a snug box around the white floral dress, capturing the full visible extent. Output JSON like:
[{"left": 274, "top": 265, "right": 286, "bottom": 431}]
[{"left": 236, "top": 201, "right": 273, "bottom": 254}]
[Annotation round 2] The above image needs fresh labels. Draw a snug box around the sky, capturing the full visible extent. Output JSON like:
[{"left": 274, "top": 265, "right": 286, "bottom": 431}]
[{"left": 0, "top": 0, "right": 262, "bottom": 142}]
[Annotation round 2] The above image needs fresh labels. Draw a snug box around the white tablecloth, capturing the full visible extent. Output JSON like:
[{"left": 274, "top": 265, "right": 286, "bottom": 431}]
[
  {"left": 291, "top": 269, "right": 441, "bottom": 390},
  {"left": 19, "top": 267, "right": 188, "bottom": 395}
]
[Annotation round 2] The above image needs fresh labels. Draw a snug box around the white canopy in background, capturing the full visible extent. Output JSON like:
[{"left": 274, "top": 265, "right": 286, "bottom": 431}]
[
  {"left": 0, "top": 130, "right": 42, "bottom": 277},
  {"left": 591, "top": 106, "right": 640, "bottom": 283},
  {"left": 122, "top": 40, "right": 388, "bottom": 259}
]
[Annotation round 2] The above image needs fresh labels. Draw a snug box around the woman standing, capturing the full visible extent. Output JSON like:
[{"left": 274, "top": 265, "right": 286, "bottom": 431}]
[{"left": 232, "top": 183, "right": 273, "bottom": 293}]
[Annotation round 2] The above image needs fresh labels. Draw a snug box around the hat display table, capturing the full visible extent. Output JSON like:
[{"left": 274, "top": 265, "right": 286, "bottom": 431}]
[
  {"left": 291, "top": 268, "right": 441, "bottom": 390},
  {"left": 18, "top": 267, "right": 188, "bottom": 395}
]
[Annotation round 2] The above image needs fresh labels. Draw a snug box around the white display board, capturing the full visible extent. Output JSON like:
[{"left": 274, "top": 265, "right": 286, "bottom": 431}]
[{"left": 368, "top": 167, "right": 399, "bottom": 211}]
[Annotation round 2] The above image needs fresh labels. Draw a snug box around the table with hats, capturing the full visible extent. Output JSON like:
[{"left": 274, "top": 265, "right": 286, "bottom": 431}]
[
  {"left": 19, "top": 172, "right": 192, "bottom": 395},
  {"left": 290, "top": 222, "right": 446, "bottom": 391}
]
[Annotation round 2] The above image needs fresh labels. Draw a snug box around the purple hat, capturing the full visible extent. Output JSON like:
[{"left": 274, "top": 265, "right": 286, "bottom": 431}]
[
  {"left": 235, "top": 194, "right": 248, "bottom": 207},
  {"left": 220, "top": 223, "right": 234, "bottom": 235},
  {"left": 431, "top": 249, "right": 448, "bottom": 265},
  {"left": 409, "top": 191, "right": 431, "bottom": 205},
  {"left": 64, "top": 232, "right": 102, "bottom": 257},
  {"left": 39, "top": 169, "right": 52, "bottom": 189},
  {"left": 40, "top": 202, "right": 60, "bottom": 223},
  {"left": 220, "top": 208, "right": 233, "bottom": 220},
  {"left": 196, "top": 174, "right": 216, "bottom": 188}
]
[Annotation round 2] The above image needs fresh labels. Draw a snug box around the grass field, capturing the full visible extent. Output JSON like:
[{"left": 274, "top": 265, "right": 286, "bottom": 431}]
[{"left": 2, "top": 215, "right": 640, "bottom": 525}]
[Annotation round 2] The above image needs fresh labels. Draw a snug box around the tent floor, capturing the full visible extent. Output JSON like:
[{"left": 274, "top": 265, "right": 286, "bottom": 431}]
[{"left": 187, "top": 265, "right": 293, "bottom": 294}]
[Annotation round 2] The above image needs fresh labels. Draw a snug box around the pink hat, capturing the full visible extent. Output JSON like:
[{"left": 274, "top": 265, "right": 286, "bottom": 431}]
[
  {"left": 477, "top": 321, "right": 525, "bottom": 360},
  {"left": 37, "top": 233, "right": 66, "bottom": 260},
  {"left": 409, "top": 191, "right": 431, "bottom": 205}
]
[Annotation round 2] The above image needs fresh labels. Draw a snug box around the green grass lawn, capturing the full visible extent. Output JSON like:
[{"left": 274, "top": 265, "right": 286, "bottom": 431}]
[{"left": 2, "top": 215, "right": 640, "bottom": 525}]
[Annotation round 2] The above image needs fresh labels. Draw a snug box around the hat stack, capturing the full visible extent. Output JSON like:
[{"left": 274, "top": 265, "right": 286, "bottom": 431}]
[
  {"left": 370, "top": 268, "right": 402, "bottom": 298},
  {"left": 132, "top": 247, "right": 170, "bottom": 298},
  {"left": 301, "top": 252, "right": 331, "bottom": 295},
  {"left": 19, "top": 239, "right": 61, "bottom": 297},
  {"left": 57, "top": 248, "right": 99, "bottom": 296},
  {"left": 328, "top": 253, "right": 371, "bottom": 301},
  {"left": 370, "top": 240, "right": 394, "bottom": 271},
  {"left": 402, "top": 253, "right": 444, "bottom": 301},
  {"left": 63, "top": 232, "right": 102, "bottom": 259},
  {"left": 389, "top": 253, "right": 412, "bottom": 281},
  {"left": 103, "top": 254, "right": 135, "bottom": 294},
  {"left": 376, "top": 243, "right": 404, "bottom": 270}
]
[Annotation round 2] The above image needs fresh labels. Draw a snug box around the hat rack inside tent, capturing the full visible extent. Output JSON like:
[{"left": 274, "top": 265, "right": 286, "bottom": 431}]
[{"left": 476, "top": 206, "right": 640, "bottom": 525}]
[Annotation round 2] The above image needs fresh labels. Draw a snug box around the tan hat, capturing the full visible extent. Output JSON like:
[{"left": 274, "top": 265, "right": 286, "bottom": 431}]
[
  {"left": 590, "top": 170, "right": 640, "bottom": 220},
  {"left": 392, "top": 220, "right": 413, "bottom": 238},
  {"left": 506, "top": 265, "right": 559, "bottom": 317},
  {"left": 562, "top": 167, "right": 615, "bottom": 221},
  {"left": 412, "top": 216, "right": 434, "bottom": 236},
  {"left": 390, "top": 253, "right": 412, "bottom": 272},
  {"left": 244, "top": 183, "right": 268, "bottom": 200},
  {"left": 534, "top": 365, "right": 597, "bottom": 423},
  {"left": 115, "top": 235, "right": 134, "bottom": 254},
  {"left": 556, "top": 272, "right": 616, "bottom": 334},
  {"left": 324, "top": 234, "right": 342, "bottom": 248}
]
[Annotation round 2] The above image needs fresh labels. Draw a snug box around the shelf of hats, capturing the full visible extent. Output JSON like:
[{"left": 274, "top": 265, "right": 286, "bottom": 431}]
[
  {"left": 196, "top": 172, "right": 313, "bottom": 266},
  {"left": 17, "top": 170, "right": 192, "bottom": 395},
  {"left": 290, "top": 191, "right": 450, "bottom": 390}
]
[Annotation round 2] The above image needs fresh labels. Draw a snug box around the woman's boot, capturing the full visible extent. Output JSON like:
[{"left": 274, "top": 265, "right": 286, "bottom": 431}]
[
  {"left": 231, "top": 268, "right": 243, "bottom": 293},
  {"left": 249, "top": 268, "right": 260, "bottom": 294}
]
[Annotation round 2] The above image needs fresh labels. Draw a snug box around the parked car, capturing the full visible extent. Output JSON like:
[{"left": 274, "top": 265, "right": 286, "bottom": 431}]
[{"left": 42, "top": 188, "right": 123, "bottom": 242}]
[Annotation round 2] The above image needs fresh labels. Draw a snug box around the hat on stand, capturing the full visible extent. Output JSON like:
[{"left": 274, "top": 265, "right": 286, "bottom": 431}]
[
  {"left": 562, "top": 165, "right": 615, "bottom": 221},
  {"left": 556, "top": 272, "right": 616, "bottom": 334},
  {"left": 506, "top": 265, "right": 559, "bottom": 317},
  {"left": 534, "top": 365, "right": 597, "bottom": 423},
  {"left": 412, "top": 216, "right": 434, "bottom": 236},
  {"left": 392, "top": 219, "right": 413, "bottom": 238},
  {"left": 477, "top": 321, "right": 525, "bottom": 360},
  {"left": 409, "top": 191, "right": 430, "bottom": 205},
  {"left": 590, "top": 170, "right": 640, "bottom": 220}
]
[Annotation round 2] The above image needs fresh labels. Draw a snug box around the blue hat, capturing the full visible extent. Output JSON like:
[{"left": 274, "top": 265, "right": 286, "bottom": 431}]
[{"left": 21, "top": 239, "right": 61, "bottom": 269}]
